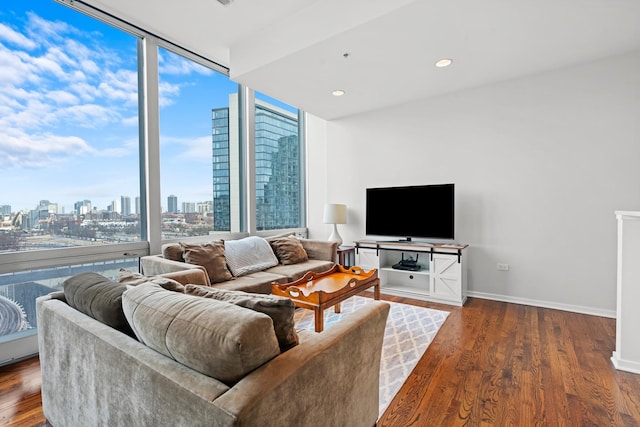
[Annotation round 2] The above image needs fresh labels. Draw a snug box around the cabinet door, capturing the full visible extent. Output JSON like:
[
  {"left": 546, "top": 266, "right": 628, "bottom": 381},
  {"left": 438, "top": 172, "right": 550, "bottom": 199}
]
[
  {"left": 430, "top": 254, "right": 462, "bottom": 302},
  {"left": 356, "top": 248, "right": 379, "bottom": 271}
]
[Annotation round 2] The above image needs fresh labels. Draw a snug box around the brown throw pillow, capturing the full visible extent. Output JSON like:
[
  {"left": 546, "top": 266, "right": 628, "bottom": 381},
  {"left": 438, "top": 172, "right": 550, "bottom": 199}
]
[
  {"left": 117, "top": 269, "right": 185, "bottom": 292},
  {"left": 185, "top": 285, "right": 299, "bottom": 351},
  {"left": 269, "top": 235, "right": 309, "bottom": 265},
  {"left": 180, "top": 241, "right": 233, "bottom": 284},
  {"left": 162, "top": 243, "right": 185, "bottom": 262}
]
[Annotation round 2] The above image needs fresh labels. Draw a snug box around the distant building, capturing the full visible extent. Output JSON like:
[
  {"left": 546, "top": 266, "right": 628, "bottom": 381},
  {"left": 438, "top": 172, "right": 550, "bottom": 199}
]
[
  {"left": 121, "top": 196, "right": 131, "bottom": 216},
  {"left": 168, "top": 195, "right": 178, "bottom": 213},
  {"left": 135, "top": 197, "right": 141, "bottom": 215},
  {"left": 110, "top": 199, "right": 121, "bottom": 214},
  {"left": 74, "top": 200, "right": 91, "bottom": 216},
  {"left": 197, "top": 201, "right": 213, "bottom": 215},
  {"left": 0, "top": 205, "right": 11, "bottom": 215},
  {"left": 182, "top": 202, "right": 196, "bottom": 213}
]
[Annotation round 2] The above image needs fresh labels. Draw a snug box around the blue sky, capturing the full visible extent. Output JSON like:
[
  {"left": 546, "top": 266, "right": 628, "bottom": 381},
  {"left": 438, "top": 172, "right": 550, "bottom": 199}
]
[{"left": 0, "top": 0, "right": 293, "bottom": 214}]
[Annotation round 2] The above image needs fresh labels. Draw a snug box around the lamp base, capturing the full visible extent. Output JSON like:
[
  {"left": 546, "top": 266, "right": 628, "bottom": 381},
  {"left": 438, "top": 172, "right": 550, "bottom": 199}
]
[{"left": 328, "top": 224, "right": 343, "bottom": 246}]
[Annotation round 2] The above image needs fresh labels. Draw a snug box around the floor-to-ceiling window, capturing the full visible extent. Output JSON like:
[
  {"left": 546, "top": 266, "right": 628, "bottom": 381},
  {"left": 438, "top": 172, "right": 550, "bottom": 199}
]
[
  {"left": 254, "top": 92, "right": 304, "bottom": 231},
  {"left": 157, "top": 47, "right": 241, "bottom": 238},
  {"left": 0, "top": 0, "right": 144, "bottom": 364},
  {"left": 0, "top": 0, "right": 306, "bottom": 365}
]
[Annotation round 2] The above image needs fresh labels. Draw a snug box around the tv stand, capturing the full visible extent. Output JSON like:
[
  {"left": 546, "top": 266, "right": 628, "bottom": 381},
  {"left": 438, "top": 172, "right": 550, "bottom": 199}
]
[{"left": 354, "top": 240, "right": 468, "bottom": 306}]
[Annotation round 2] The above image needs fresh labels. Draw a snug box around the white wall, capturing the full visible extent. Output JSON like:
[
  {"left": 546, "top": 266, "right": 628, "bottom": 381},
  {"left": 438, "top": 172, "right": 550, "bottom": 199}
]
[{"left": 308, "top": 50, "right": 640, "bottom": 316}]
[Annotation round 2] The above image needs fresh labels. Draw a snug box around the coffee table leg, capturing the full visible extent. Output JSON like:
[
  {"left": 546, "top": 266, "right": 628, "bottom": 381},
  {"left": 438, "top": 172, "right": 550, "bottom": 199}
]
[
  {"left": 334, "top": 302, "right": 341, "bottom": 313},
  {"left": 374, "top": 283, "right": 380, "bottom": 300},
  {"left": 314, "top": 307, "right": 324, "bottom": 332}
]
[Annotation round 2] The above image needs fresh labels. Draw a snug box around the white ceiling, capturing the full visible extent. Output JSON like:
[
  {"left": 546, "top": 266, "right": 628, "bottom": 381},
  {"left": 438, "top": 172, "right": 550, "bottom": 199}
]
[{"left": 85, "top": 0, "right": 640, "bottom": 120}]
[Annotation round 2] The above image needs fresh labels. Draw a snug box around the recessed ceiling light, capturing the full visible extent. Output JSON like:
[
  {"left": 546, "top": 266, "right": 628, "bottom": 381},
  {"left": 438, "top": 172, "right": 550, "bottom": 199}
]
[
  {"left": 435, "top": 58, "right": 453, "bottom": 68},
  {"left": 332, "top": 89, "right": 345, "bottom": 97}
]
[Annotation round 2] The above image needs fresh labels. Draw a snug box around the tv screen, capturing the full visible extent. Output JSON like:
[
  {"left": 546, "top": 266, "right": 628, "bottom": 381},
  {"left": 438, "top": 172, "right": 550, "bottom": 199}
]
[{"left": 365, "top": 183, "right": 454, "bottom": 241}]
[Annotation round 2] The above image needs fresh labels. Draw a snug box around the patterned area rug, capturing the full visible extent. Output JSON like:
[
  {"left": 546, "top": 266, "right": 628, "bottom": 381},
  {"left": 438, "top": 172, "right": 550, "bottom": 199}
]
[{"left": 294, "top": 296, "right": 449, "bottom": 417}]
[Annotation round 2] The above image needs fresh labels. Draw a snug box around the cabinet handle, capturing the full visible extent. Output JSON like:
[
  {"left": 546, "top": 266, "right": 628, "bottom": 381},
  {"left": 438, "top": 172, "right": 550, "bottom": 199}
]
[{"left": 409, "top": 275, "right": 414, "bottom": 280}]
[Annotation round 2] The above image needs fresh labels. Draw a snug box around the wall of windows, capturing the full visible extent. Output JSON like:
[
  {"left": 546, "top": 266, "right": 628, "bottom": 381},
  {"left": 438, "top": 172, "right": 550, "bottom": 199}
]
[{"left": 0, "top": 0, "right": 305, "bottom": 364}]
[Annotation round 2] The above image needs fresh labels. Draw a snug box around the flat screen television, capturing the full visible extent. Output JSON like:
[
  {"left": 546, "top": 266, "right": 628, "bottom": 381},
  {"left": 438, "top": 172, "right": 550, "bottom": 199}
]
[{"left": 365, "top": 183, "right": 454, "bottom": 242}]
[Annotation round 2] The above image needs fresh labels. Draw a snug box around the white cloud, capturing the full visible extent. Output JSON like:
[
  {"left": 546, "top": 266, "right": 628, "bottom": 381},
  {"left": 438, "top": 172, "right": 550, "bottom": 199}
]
[
  {"left": 0, "top": 45, "right": 35, "bottom": 85},
  {"left": 58, "top": 103, "right": 120, "bottom": 128},
  {"left": 26, "top": 12, "right": 75, "bottom": 45},
  {"left": 46, "top": 90, "right": 79, "bottom": 105},
  {"left": 159, "top": 80, "right": 181, "bottom": 107},
  {"left": 158, "top": 49, "right": 213, "bottom": 76},
  {"left": 0, "top": 23, "right": 37, "bottom": 49},
  {"left": 0, "top": 128, "right": 94, "bottom": 168},
  {"left": 162, "top": 135, "right": 212, "bottom": 163}
]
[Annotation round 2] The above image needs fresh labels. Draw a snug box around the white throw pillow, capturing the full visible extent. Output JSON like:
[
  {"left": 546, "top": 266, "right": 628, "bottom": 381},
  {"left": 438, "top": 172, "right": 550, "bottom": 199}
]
[{"left": 224, "top": 236, "right": 279, "bottom": 277}]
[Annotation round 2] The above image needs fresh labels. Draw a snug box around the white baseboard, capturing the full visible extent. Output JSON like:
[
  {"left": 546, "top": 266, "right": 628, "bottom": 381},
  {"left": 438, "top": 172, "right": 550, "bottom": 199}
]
[
  {"left": 467, "top": 290, "right": 616, "bottom": 318},
  {"left": 611, "top": 352, "right": 640, "bottom": 374}
]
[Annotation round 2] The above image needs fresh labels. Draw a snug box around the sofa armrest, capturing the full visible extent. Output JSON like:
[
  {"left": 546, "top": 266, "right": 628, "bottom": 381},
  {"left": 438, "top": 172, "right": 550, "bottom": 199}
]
[
  {"left": 140, "top": 255, "right": 212, "bottom": 286},
  {"left": 300, "top": 239, "right": 338, "bottom": 262},
  {"left": 215, "top": 300, "right": 390, "bottom": 427},
  {"left": 37, "top": 295, "right": 231, "bottom": 426}
]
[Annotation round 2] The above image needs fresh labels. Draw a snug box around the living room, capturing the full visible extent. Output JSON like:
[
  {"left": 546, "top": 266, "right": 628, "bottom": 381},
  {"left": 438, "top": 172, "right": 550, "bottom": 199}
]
[{"left": 1, "top": 0, "right": 640, "bottom": 425}]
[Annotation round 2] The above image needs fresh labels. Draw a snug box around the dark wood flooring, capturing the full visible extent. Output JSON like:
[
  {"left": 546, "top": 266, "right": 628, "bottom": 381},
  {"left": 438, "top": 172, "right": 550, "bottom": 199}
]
[{"left": 2, "top": 296, "right": 639, "bottom": 426}]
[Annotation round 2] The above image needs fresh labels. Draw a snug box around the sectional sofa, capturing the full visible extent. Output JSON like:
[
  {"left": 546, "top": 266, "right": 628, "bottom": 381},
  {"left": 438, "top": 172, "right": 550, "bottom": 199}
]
[
  {"left": 140, "top": 234, "right": 338, "bottom": 294},
  {"left": 36, "top": 269, "right": 390, "bottom": 426}
]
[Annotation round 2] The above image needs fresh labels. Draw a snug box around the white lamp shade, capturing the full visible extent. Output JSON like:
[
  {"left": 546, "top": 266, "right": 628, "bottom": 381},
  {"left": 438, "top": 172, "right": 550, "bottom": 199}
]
[{"left": 323, "top": 204, "right": 347, "bottom": 224}]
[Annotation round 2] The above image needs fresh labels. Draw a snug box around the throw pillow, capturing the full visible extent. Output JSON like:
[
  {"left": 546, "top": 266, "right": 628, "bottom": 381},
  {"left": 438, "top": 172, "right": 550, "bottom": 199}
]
[
  {"left": 224, "top": 236, "right": 279, "bottom": 277},
  {"left": 162, "top": 243, "right": 184, "bottom": 262},
  {"left": 180, "top": 240, "right": 233, "bottom": 284},
  {"left": 269, "top": 235, "right": 309, "bottom": 265},
  {"left": 185, "top": 285, "right": 299, "bottom": 351},
  {"left": 63, "top": 272, "right": 134, "bottom": 337},
  {"left": 117, "top": 269, "right": 185, "bottom": 292},
  {"left": 122, "top": 282, "right": 280, "bottom": 384}
]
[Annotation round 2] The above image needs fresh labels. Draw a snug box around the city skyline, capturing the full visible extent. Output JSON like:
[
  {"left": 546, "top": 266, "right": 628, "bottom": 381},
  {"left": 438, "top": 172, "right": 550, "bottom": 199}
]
[
  {"left": 0, "top": 194, "right": 213, "bottom": 216},
  {"left": 1, "top": 0, "right": 297, "bottom": 214}
]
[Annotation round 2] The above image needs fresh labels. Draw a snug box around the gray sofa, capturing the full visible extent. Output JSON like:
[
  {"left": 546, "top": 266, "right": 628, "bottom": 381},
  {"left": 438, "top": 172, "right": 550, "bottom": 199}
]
[
  {"left": 36, "top": 274, "right": 390, "bottom": 427},
  {"left": 140, "top": 235, "right": 338, "bottom": 294}
]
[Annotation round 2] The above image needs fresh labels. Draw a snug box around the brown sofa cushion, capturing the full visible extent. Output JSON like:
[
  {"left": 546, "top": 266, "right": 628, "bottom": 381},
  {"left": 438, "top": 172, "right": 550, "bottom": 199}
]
[
  {"left": 122, "top": 282, "right": 280, "bottom": 384},
  {"left": 63, "top": 272, "right": 134, "bottom": 337},
  {"left": 269, "top": 235, "right": 309, "bottom": 265},
  {"left": 180, "top": 241, "right": 233, "bottom": 284},
  {"left": 185, "top": 285, "right": 299, "bottom": 351},
  {"left": 117, "top": 269, "right": 185, "bottom": 292}
]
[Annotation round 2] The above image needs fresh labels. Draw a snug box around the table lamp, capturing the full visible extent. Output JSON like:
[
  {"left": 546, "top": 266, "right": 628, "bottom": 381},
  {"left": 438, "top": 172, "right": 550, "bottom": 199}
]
[{"left": 323, "top": 203, "right": 347, "bottom": 246}]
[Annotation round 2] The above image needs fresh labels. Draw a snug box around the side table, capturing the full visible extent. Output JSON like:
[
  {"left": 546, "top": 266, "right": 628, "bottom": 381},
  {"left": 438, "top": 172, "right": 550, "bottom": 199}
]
[{"left": 337, "top": 245, "right": 356, "bottom": 267}]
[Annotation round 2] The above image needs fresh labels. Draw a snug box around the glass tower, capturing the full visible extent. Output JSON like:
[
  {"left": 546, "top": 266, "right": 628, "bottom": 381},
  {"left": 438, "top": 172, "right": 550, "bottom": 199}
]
[{"left": 211, "top": 99, "right": 300, "bottom": 231}]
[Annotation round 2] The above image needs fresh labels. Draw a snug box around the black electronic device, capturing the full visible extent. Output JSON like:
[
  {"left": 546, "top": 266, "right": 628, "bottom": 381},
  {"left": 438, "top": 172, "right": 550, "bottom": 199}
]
[
  {"left": 392, "top": 253, "right": 421, "bottom": 271},
  {"left": 365, "top": 183, "right": 455, "bottom": 241}
]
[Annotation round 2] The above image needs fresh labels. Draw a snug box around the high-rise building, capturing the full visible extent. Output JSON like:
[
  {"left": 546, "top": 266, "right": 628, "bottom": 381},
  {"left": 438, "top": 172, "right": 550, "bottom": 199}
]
[
  {"left": 110, "top": 199, "right": 121, "bottom": 214},
  {"left": 182, "top": 202, "right": 196, "bottom": 213},
  {"left": 121, "top": 196, "right": 131, "bottom": 216},
  {"left": 0, "top": 205, "right": 11, "bottom": 215},
  {"left": 167, "top": 195, "right": 178, "bottom": 213},
  {"left": 212, "top": 107, "right": 231, "bottom": 231},
  {"left": 211, "top": 97, "right": 300, "bottom": 231},
  {"left": 135, "top": 197, "right": 141, "bottom": 215},
  {"left": 74, "top": 200, "right": 91, "bottom": 216}
]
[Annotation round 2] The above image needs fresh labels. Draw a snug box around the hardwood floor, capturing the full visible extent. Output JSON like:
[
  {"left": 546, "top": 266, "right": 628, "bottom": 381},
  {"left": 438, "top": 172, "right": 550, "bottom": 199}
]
[{"left": 2, "top": 296, "right": 639, "bottom": 426}]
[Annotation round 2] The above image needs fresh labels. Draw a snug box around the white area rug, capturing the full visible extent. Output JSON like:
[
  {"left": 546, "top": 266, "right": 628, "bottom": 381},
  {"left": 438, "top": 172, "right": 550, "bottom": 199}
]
[{"left": 294, "top": 296, "right": 449, "bottom": 417}]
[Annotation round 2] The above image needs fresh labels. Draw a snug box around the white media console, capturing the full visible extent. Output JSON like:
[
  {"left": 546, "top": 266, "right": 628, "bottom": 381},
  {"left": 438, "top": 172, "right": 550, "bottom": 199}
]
[{"left": 354, "top": 240, "right": 468, "bottom": 306}]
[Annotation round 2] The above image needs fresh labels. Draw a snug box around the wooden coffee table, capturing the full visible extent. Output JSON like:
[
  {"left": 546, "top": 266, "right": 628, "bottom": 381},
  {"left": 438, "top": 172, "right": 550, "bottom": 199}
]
[{"left": 272, "top": 264, "right": 380, "bottom": 332}]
